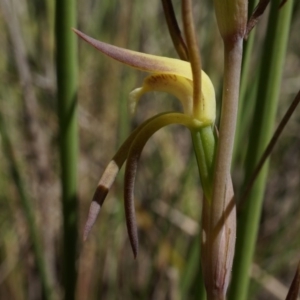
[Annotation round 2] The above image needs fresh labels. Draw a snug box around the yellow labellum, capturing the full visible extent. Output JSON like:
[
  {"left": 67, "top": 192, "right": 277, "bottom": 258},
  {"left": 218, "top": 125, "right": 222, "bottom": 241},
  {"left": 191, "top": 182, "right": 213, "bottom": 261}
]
[{"left": 129, "top": 74, "right": 193, "bottom": 115}]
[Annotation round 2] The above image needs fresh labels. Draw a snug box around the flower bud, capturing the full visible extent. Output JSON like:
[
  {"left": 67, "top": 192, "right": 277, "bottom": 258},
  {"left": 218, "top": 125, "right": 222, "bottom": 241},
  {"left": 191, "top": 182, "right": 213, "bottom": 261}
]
[{"left": 213, "top": 0, "right": 248, "bottom": 41}]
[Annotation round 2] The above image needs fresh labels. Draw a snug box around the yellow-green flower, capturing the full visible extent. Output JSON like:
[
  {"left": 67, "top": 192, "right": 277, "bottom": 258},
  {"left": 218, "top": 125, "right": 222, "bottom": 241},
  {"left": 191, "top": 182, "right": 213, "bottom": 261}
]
[
  {"left": 74, "top": 29, "right": 215, "bottom": 125},
  {"left": 74, "top": 29, "right": 216, "bottom": 257}
]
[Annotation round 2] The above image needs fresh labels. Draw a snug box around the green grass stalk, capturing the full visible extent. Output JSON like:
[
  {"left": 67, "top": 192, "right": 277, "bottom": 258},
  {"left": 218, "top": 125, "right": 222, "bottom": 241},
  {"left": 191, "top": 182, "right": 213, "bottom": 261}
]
[
  {"left": 55, "top": 0, "right": 78, "bottom": 298},
  {"left": 240, "top": 89, "right": 300, "bottom": 206},
  {"left": 229, "top": 0, "right": 294, "bottom": 299},
  {"left": 181, "top": 239, "right": 206, "bottom": 300}
]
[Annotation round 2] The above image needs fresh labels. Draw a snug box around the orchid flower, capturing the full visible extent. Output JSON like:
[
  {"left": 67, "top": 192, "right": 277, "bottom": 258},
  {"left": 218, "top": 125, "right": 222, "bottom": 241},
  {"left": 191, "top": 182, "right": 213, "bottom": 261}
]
[
  {"left": 74, "top": 29, "right": 216, "bottom": 258},
  {"left": 74, "top": 29, "right": 215, "bottom": 123}
]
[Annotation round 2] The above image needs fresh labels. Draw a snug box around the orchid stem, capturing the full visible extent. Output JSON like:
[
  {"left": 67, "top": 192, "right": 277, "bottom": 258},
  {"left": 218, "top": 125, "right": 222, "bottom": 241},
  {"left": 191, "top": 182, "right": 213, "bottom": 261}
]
[
  {"left": 212, "top": 38, "right": 243, "bottom": 222},
  {"left": 191, "top": 127, "right": 216, "bottom": 202}
]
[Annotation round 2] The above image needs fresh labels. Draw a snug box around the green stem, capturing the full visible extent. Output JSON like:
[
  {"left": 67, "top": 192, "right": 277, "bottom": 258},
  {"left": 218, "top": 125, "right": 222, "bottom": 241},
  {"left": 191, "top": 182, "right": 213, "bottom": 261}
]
[
  {"left": 191, "top": 126, "right": 216, "bottom": 202},
  {"left": 229, "top": 0, "right": 294, "bottom": 299},
  {"left": 55, "top": 0, "right": 78, "bottom": 298},
  {"left": 191, "top": 126, "right": 218, "bottom": 300}
]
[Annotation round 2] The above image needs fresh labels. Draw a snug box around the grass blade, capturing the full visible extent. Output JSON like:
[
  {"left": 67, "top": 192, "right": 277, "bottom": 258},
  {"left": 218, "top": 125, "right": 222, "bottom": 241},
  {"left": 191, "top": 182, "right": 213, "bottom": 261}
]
[{"left": 229, "top": 0, "right": 294, "bottom": 298}]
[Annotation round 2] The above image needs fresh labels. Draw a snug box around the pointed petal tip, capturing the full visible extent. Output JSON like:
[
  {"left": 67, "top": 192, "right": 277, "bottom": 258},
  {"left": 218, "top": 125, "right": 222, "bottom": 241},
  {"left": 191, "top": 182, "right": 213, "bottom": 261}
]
[
  {"left": 72, "top": 29, "right": 193, "bottom": 80},
  {"left": 128, "top": 229, "right": 139, "bottom": 260},
  {"left": 72, "top": 28, "right": 81, "bottom": 36},
  {"left": 132, "top": 245, "right": 138, "bottom": 260},
  {"left": 72, "top": 28, "right": 82, "bottom": 34},
  {"left": 83, "top": 201, "right": 101, "bottom": 241}
]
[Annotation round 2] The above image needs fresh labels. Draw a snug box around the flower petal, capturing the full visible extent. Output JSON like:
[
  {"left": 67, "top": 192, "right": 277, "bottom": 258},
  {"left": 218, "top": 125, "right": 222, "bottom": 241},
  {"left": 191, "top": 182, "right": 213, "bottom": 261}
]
[
  {"left": 83, "top": 112, "right": 182, "bottom": 241},
  {"left": 129, "top": 74, "right": 193, "bottom": 115},
  {"left": 73, "top": 28, "right": 193, "bottom": 80},
  {"left": 74, "top": 29, "right": 216, "bottom": 124},
  {"left": 200, "top": 72, "right": 216, "bottom": 125},
  {"left": 83, "top": 160, "right": 119, "bottom": 241},
  {"left": 124, "top": 112, "right": 203, "bottom": 258},
  {"left": 129, "top": 71, "right": 216, "bottom": 124}
]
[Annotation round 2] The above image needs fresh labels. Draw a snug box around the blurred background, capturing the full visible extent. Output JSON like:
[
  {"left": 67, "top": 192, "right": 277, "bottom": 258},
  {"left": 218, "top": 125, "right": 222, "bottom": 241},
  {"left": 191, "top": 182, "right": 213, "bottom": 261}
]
[{"left": 0, "top": 0, "right": 299, "bottom": 299}]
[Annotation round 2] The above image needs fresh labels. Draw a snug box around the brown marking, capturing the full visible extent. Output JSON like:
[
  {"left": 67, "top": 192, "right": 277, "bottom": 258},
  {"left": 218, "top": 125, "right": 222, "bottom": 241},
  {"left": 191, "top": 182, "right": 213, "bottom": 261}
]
[
  {"left": 92, "top": 184, "right": 109, "bottom": 206},
  {"left": 147, "top": 74, "right": 178, "bottom": 85}
]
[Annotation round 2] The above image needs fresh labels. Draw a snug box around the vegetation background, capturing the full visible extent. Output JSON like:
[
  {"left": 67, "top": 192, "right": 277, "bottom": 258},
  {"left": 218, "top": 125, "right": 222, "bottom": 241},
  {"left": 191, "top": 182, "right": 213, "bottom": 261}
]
[{"left": 0, "top": 0, "right": 299, "bottom": 299}]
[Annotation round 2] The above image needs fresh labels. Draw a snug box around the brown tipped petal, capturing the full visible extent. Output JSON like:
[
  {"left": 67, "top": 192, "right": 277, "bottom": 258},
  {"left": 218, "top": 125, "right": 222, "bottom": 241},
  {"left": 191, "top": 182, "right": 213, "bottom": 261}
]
[
  {"left": 83, "top": 160, "right": 119, "bottom": 240},
  {"left": 83, "top": 201, "right": 101, "bottom": 241},
  {"left": 93, "top": 161, "right": 119, "bottom": 205},
  {"left": 82, "top": 113, "right": 179, "bottom": 241}
]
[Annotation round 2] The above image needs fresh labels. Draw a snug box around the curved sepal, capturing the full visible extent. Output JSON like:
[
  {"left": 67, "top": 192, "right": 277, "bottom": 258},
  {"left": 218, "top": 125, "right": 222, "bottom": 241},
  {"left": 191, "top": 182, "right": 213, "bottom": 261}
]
[
  {"left": 123, "top": 112, "right": 204, "bottom": 258},
  {"left": 82, "top": 113, "right": 184, "bottom": 240}
]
